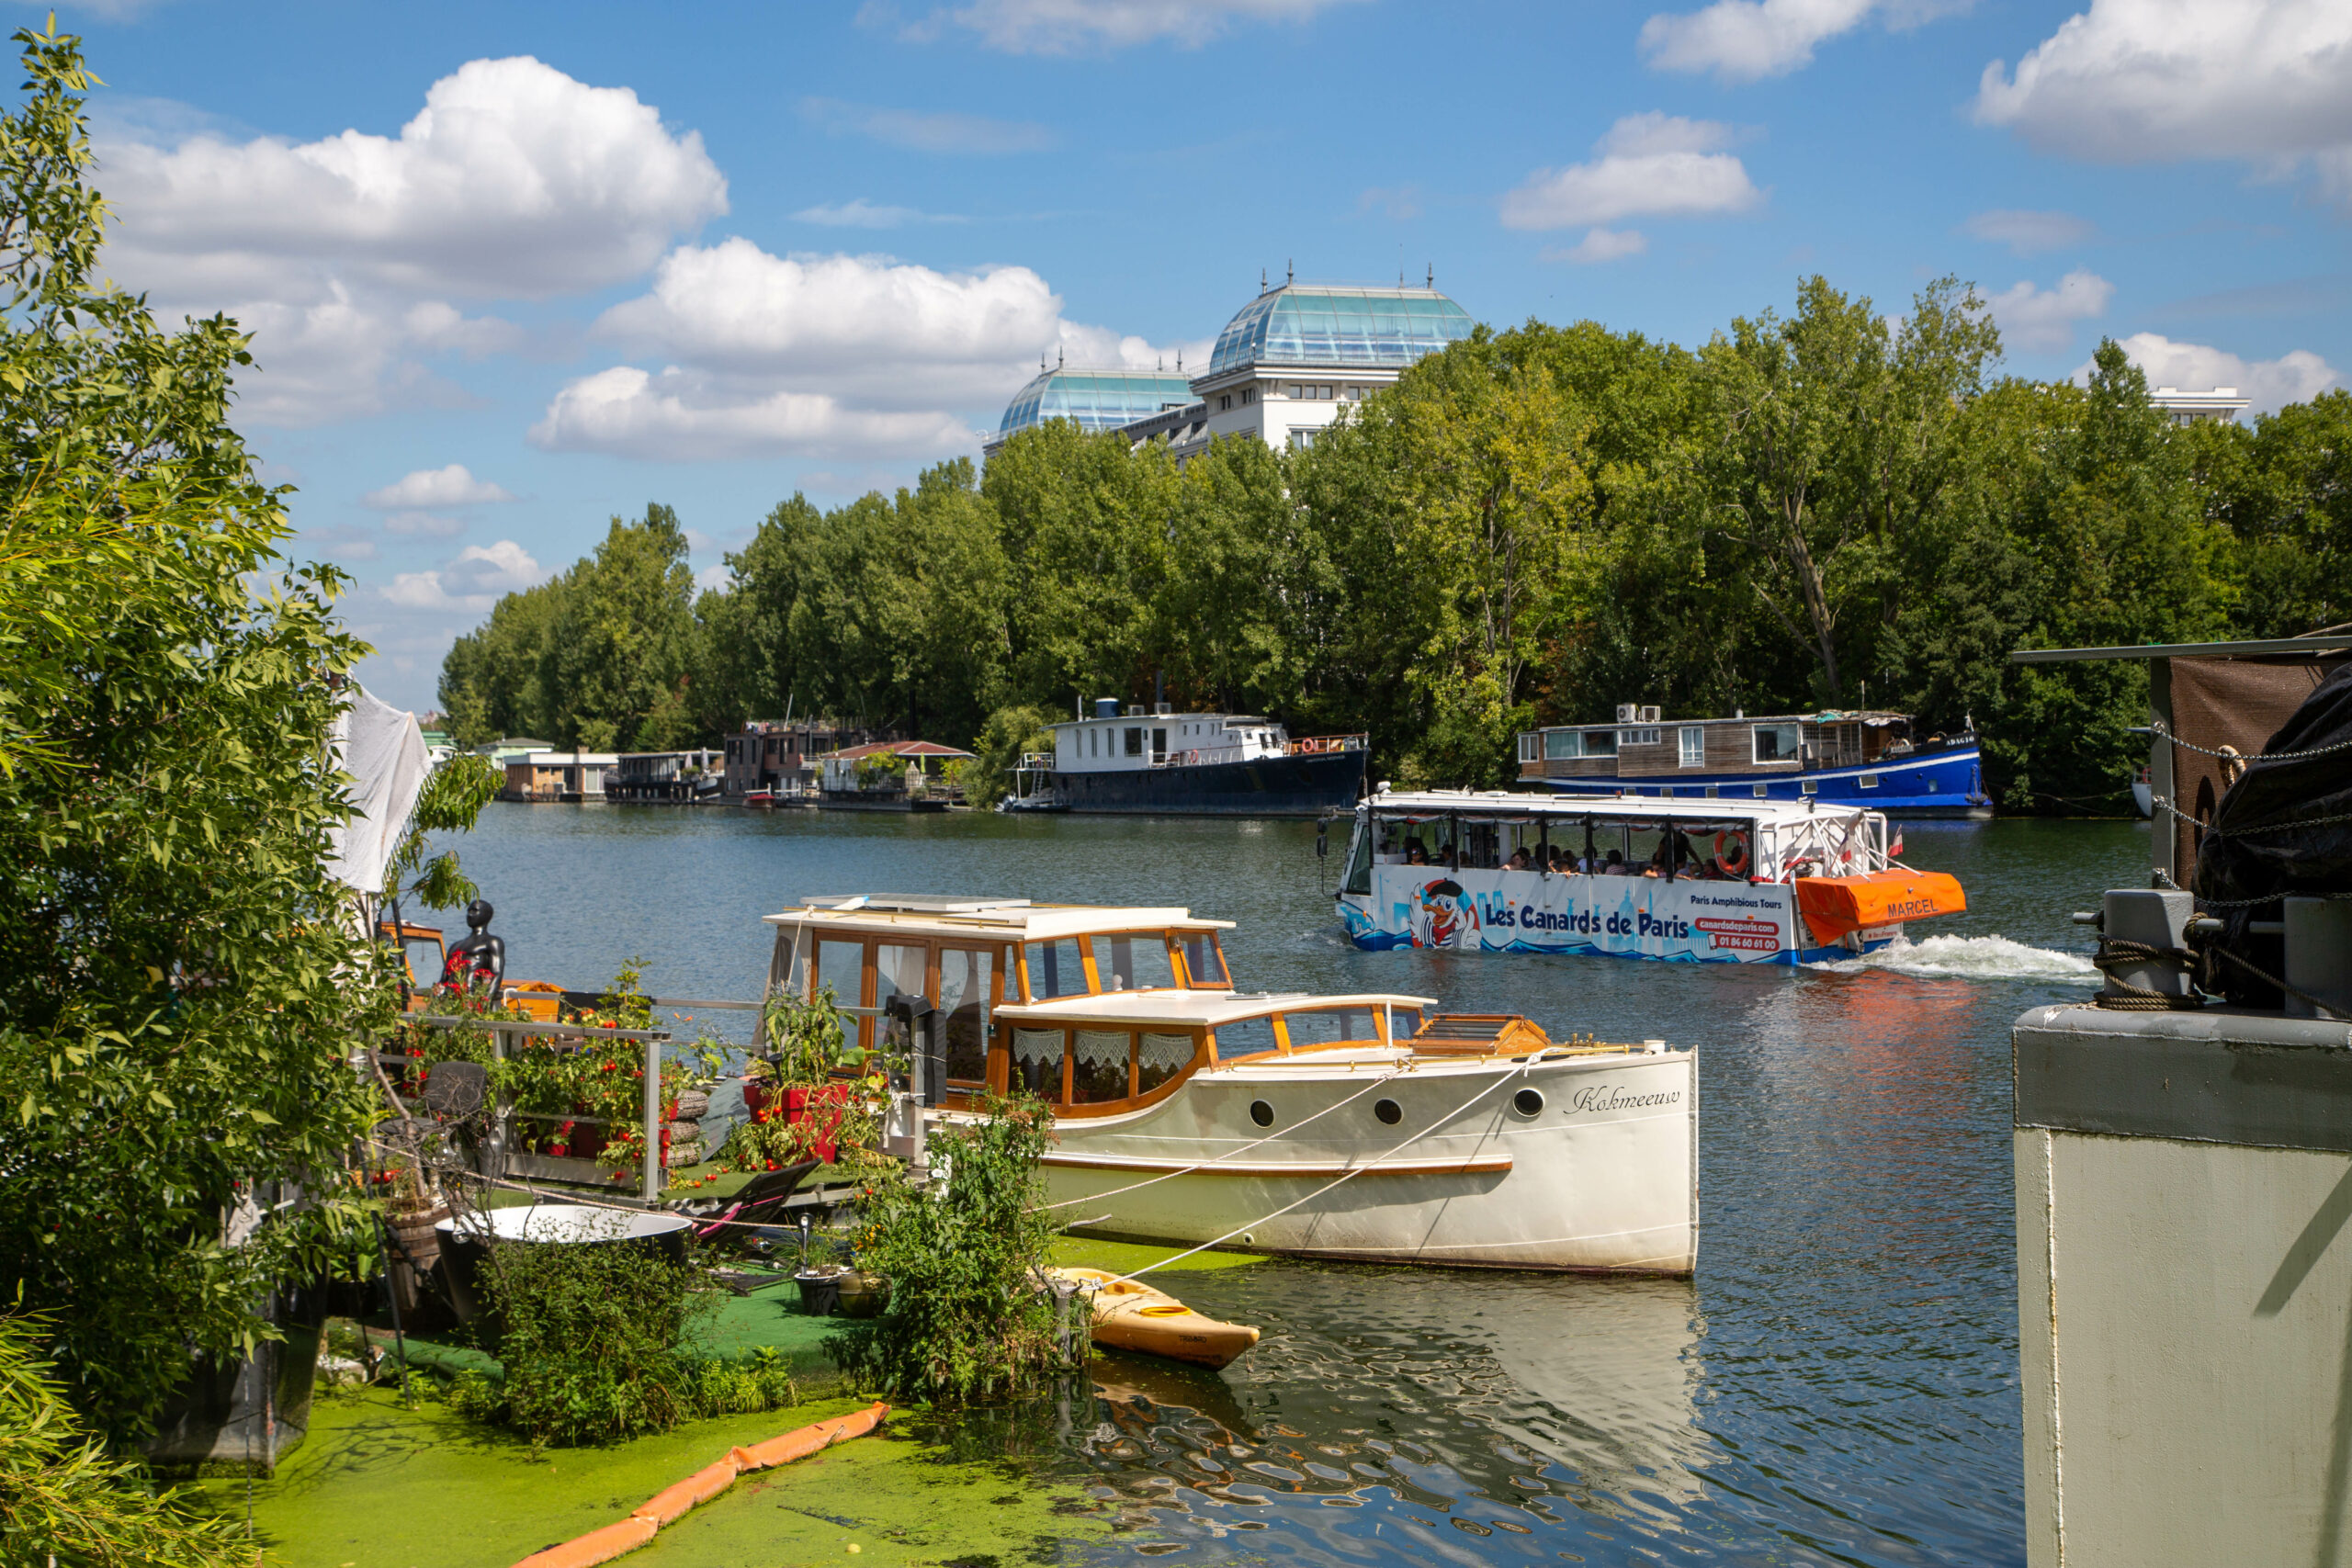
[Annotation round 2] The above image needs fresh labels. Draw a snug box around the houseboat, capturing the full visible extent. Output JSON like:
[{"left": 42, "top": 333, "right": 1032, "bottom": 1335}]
[
  {"left": 759, "top": 895, "right": 1697, "bottom": 1273},
  {"left": 1001, "top": 699, "right": 1366, "bottom": 816},
  {"left": 1334, "top": 789, "right": 1966, "bottom": 964},
  {"left": 816, "top": 740, "right": 972, "bottom": 811},
  {"left": 1519, "top": 705, "right": 1990, "bottom": 818}
]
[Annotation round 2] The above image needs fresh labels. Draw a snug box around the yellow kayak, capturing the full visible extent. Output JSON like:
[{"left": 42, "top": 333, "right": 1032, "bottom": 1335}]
[{"left": 1048, "top": 1267, "right": 1261, "bottom": 1370}]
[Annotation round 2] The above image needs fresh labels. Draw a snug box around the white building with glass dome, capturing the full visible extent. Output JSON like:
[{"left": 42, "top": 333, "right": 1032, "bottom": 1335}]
[{"left": 986, "top": 278, "right": 1476, "bottom": 463}]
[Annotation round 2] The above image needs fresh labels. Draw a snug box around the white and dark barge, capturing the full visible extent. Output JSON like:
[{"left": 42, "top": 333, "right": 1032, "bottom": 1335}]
[{"left": 1002, "top": 700, "right": 1366, "bottom": 817}]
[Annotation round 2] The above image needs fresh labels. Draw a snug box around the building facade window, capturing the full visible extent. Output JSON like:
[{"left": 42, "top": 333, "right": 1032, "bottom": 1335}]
[{"left": 1679, "top": 727, "right": 1705, "bottom": 767}]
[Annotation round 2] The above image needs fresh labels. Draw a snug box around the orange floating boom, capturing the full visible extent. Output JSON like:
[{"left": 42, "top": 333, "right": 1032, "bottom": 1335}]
[
  {"left": 511, "top": 1403, "right": 889, "bottom": 1568},
  {"left": 1793, "top": 869, "right": 1967, "bottom": 947}
]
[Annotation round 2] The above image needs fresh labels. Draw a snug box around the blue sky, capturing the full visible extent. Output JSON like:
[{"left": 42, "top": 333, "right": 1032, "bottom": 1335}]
[{"left": 49, "top": 0, "right": 2352, "bottom": 710}]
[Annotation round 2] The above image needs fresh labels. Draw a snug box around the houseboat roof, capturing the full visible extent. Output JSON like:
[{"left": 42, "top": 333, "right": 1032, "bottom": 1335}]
[
  {"left": 997, "top": 988, "right": 1437, "bottom": 1030},
  {"left": 1363, "top": 788, "right": 1878, "bottom": 826},
  {"left": 827, "top": 739, "right": 976, "bottom": 761},
  {"left": 763, "top": 896, "right": 1235, "bottom": 941},
  {"left": 1529, "top": 709, "right": 1914, "bottom": 730},
  {"left": 1045, "top": 711, "right": 1271, "bottom": 733}
]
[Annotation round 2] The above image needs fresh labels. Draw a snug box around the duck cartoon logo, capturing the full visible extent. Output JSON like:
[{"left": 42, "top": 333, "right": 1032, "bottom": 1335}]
[{"left": 1409, "top": 878, "right": 1480, "bottom": 950}]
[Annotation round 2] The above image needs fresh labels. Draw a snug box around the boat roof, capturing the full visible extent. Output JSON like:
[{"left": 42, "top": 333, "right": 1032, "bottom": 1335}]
[
  {"left": 1361, "top": 789, "right": 1877, "bottom": 825},
  {"left": 995, "top": 988, "right": 1437, "bottom": 1029},
  {"left": 763, "top": 895, "right": 1235, "bottom": 941},
  {"left": 1046, "top": 712, "right": 1271, "bottom": 733}
]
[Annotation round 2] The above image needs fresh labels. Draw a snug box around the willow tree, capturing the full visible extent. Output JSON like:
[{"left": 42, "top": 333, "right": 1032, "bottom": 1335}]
[{"left": 0, "top": 24, "right": 384, "bottom": 1440}]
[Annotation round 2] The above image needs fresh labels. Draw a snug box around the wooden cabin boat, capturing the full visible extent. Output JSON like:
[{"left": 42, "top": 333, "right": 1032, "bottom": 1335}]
[
  {"left": 1334, "top": 789, "right": 1966, "bottom": 964},
  {"left": 760, "top": 896, "right": 1697, "bottom": 1273}
]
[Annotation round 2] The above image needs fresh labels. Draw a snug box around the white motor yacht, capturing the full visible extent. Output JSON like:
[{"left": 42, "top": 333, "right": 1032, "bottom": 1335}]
[{"left": 761, "top": 895, "right": 1696, "bottom": 1274}]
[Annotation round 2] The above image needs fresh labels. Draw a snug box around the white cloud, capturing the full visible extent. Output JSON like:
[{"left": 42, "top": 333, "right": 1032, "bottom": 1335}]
[
  {"left": 695, "top": 562, "right": 732, "bottom": 592},
  {"left": 2085, "top": 331, "right": 2343, "bottom": 414},
  {"left": 1975, "top": 0, "right": 2352, "bottom": 208},
  {"left": 1984, "top": 269, "right": 2114, "bottom": 352},
  {"left": 908, "top": 0, "right": 1367, "bottom": 53},
  {"left": 1962, "top": 208, "right": 2098, "bottom": 255},
  {"left": 539, "top": 240, "right": 1204, "bottom": 460},
  {"left": 792, "top": 198, "right": 958, "bottom": 229},
  {"left": 97, "top": 57, "right": 726, "bottom": 424},
  {"left": 363, "top": 464, "right": 517, "bottom": 510},
  {"left": 528, "top": 366, "right": 978, "bottom": 461},
  {"left": 799, "top": 97, "right": 1056, "bottom": 154},
  {"left": 1501, "top": 114, "right": 1763, "bottom": 231},
  {"left": 382, "top": 540, "right": 546, "bottom": 611},
  {"left": 1552, "top": 228, "right": 1650, "bottom": 264},
  {"left": 1639, "top": 0, "right": 1878, "bottom": 80}
]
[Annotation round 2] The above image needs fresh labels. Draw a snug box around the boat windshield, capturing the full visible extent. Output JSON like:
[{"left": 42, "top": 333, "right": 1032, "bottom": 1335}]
[
  {"left": 1179, "top": 931, "right": 1229, "bottom": 987},
  {"left": 1279, "top": 1007, "right": 1380, "bottom": 1047}
]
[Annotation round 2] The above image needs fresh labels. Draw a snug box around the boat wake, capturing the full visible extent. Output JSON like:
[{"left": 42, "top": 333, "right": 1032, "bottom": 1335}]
[{"left": 1808, "top": 932, "right": 2095, "bottom": 982}]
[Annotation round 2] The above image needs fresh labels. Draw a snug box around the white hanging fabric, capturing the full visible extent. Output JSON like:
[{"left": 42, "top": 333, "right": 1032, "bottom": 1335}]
[
  {"left": 1139, "top": 1032, "right": 1194, "bottom": 1073},
  {"left": 1074, "top": 1030, "right": 1130, "bottom": 1070},
  {"left": 1013, "top": 1028, "right": 1064, "bottom": 1066},
  {"left": 324, "top": 686, "right": 430, "bottom": 897}
]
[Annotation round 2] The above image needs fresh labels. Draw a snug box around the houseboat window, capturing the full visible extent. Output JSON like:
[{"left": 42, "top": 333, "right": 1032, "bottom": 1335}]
[
  {"left": 1753, "top": 783, "right": 1769, "bottom": 797},
  {"left": 1125, "top": 728, "right": 1144, "bottom": 757},
  {"left": 1342, "top": 821, "right": 1374, "bottom": 895},
  {"left": 1283, "top": 1009, "right": 1375, "bottom": 1046},
  {"left": 1753, "top": 723, "right": 1801, "bottom": 763},
  {"left": 876, "top": 943, "right": 927, "bottom": 1024},
  {"left": 1544, "top": 730, "right": 1580, "bottom": 761},
  {"left": 1214, "top": 1017, "right": 1276, "bottom": 1059},
  {"left": 1181, "top": 932, "right": 1230, "bottom": 988},
  {"left": 1138, "top": 1031, "right": 1193, "bottom": 1094},
  {"left": 1012, "top": 1028, "right": 1064, "bottom": 1099},
  {"left": 1679, "top": 727, "right": 1705, "bottom": 767},
  {"left": 1102, "top": 934, "right": 1176, "bottom": 992},
  {"left": 1029, "top": 938, "right": 1091, "bottom": 999},
  {"left": 939, "top": 948, "right": 993, "bottom": 1084},
  {"left": 1071, "top": 1030, "right": 1131, "bottom": 1103},
  {"left": 1622, "top": 727, "right": 1660, "bottom": 746},
  {"left": 1581, "top": 729, "right": 1619, "bottom": 756},
  {"left": 814, "top": 939, "right": 865, "bottom": 1007},
  {"left": 1152, "top": 728, "right": 1168, "bottom": 761},
  {"left": 1388, "top": 1005, "right": 1424, "bottom": 1041},
  {"left": 1518, "top": 732, "right": 1541, "bottom": 764}
]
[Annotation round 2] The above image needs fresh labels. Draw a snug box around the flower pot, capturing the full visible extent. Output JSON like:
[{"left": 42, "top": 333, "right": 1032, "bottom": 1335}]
[
  {"left": 385, "top": 1201, "right": 450, "bottom": 1325},
  {"left": 794, "top": 1268, "right": 842, "bottom": 1317},
  {"left": 835, "top": 1269, "right": 888, "bottom": 1319}
]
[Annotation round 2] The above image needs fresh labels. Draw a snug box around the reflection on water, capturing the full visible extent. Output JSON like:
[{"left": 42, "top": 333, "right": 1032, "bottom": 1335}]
[{"left": 429, "top": 805, "right": 2150, "bottom": 1566}]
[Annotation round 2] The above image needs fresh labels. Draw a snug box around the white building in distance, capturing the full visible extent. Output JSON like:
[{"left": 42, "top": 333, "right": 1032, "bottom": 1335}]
[
  {"left": 2149, "top": 386, "right": 2251, "bottom": 426},
  {"left": 989, "top": 274, "right": 1476, "bottom": 464}
]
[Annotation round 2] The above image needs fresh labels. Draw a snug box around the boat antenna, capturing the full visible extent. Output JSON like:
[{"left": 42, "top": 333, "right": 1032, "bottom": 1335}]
[
  {"left": 1427, "top": 263, "right": 1434, "bottom": 288},
  {"left": 1286, "top": 258, "right": 1294, "bottom": 284},
  {"left": 1261, "top": 266, "right": 1267, "bottom": 290}
]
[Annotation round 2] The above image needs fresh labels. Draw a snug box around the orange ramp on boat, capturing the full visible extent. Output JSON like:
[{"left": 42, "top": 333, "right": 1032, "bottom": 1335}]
[
  {"left": 1794, "top": 869, "right": 1966, "bottom": 947},
  {"left": 1050, "top": 1267, "right": 1261, "bottom": 1370}
]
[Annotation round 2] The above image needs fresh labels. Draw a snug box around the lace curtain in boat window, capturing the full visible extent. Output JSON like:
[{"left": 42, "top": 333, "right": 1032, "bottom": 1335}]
[
  {"left": 1011, "top": 1027, "right": 1063, "bottom": 1100},
  {"left": 1074, "top": 1030, "right": 1130, "bottom": 1069},
  {"left": 1071, "top": 1028, "right": 1130, "bottom": 1103},
  {"left": 1137, "top": 1032, "right": 1193, "bottom": 1095},
  {"left": 1012, "top": 1029, "right": 1063, "bottom": 1065}
]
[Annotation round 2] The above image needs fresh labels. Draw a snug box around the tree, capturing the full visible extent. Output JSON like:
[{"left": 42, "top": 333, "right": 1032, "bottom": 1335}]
[
  {"left": 0, "top": 23, "right": 384, "bottom": 1440},
  {"left": 1690, "top": 276, "right": 2000, "bottom": 703}
]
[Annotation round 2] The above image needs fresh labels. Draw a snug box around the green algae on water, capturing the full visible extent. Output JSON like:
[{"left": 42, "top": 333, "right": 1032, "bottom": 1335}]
[{"left": 196, "top": 1386, "right": 1124, "bottom": 1568}]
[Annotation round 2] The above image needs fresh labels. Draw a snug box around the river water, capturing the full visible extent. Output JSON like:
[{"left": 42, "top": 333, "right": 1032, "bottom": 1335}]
[{"left": 431, "top": 805, "right": 2144, "bottom": 1566}]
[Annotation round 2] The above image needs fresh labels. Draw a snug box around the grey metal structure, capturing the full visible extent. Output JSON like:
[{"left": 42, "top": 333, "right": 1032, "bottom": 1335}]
[{"left": 2007, "top": 636, "right": 2352, "bottom": 1566}]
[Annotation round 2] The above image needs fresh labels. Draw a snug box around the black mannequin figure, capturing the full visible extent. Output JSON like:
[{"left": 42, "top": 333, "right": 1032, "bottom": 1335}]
[{"left": 439, "top": 898, "right": 505, "bottom": 993}]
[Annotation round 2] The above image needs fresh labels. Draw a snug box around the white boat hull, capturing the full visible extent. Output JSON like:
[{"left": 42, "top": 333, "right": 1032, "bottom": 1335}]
[{"left": 1039, "top": 1046, "right": 1696, "bottom": 1274}]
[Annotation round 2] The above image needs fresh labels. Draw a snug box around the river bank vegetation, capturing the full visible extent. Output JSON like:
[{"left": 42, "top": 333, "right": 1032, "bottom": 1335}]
[{"left": 441, "top": 284, "right": 2349, "bottom": 813}]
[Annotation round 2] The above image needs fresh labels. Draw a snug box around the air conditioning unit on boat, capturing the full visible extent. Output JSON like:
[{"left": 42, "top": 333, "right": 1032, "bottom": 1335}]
[
  {"left": 1639, "top": 705, "right": 1662, "bottom": 724},
  {"left": 1616, "top": 704, "right": 1638, "bottom": 724},
  {"left": 1126, "top": 704, "right": 1147, "bottom": 717}
]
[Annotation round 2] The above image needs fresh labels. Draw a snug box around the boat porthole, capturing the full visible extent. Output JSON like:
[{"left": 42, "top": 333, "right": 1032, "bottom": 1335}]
[
  {"left": 1511, "top": 1088, "right": 1545, "bottom": 1119},
  {"left": 1374, "top": 1098, "right": 1403, "bottom": 1125},
  {"left": 1250, "top": 1100, "right": 1275, "bottom": 1127}
]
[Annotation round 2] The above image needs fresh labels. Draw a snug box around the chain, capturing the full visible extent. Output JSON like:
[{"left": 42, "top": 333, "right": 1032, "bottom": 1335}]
[
  {"left": 2209, "top": 944, "right": 2347, "bottom": 1021},
  {"left": 2151, "top": 718, "right": 2352, "bottom": 765},
  {"left": 2152, "top": 795, "right": 2352, "bottom": 834},
  {"left": 2151, "top": 868, "right": 2352, "bottom": 907}
]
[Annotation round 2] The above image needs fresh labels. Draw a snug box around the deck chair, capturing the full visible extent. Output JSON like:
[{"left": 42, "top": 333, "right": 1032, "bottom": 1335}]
[{"left": 679, "top": 1159, "right": 821, "bottom": 1240}]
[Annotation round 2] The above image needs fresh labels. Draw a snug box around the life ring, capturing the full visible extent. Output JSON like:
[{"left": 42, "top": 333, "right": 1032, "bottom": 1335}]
[{"left": 1713, "top": 829, "right": 1750, "bottom": 877}]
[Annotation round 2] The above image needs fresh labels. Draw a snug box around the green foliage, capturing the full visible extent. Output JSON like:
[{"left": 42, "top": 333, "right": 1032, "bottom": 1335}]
[
  {"left": 385, "top": 750, "right": 501, "bottom": 911},
  {"left": 964, "top": 703, "right": 1056, "bottom": 807},
  {"left": 0, "top": 24, "right": 385, "bottom": 1443},
  {"left": 463, "top": 1237, "right": 801, "bottom": 1446},
  {"left": 435, "top": 274, "right": 2335, "bottom": 813},
  {"left": 826, "top": 1096, "right": 1070, "bottom": 1404},
  {"left": 0, "top": 1310, "right": 257, "bottom": 1566}
]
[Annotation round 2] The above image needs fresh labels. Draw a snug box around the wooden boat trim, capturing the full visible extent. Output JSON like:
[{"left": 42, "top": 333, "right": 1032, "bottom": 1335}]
[{"left": 1041, "top": 1150, "right": 1512, "bottom": 1178}]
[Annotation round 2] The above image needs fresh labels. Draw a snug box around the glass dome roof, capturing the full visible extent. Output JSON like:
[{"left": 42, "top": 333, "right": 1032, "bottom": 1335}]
[
  {"left": 1205, "top": 285, "right": 1474, "bottom": 377},
  {"left": 996, "top": 368, "right": 1198, "bottom": 439}
]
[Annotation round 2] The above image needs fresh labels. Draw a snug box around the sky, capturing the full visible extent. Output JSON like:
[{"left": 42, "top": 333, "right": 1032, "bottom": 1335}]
[{"left": 44, "top": 0, "right": 2352, "bottom": 711}]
